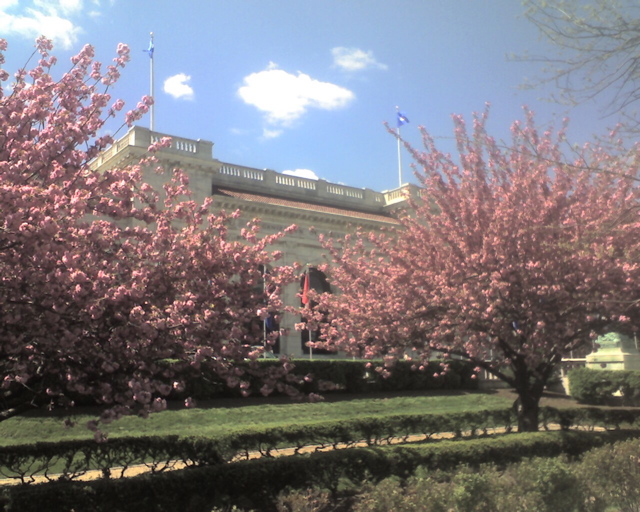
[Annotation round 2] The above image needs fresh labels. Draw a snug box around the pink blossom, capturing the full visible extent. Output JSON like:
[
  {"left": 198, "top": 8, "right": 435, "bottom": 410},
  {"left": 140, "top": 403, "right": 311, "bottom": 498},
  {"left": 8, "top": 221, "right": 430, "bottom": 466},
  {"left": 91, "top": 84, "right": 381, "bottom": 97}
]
[
  {"left": 316, "top": 106, "right": 640, "bottom": 432},
  {"left": 0, "top": 40, "right": 298, "bottom": 428},
  {"left": 111, "top": 98, "right": 125, "bottom": 111}
]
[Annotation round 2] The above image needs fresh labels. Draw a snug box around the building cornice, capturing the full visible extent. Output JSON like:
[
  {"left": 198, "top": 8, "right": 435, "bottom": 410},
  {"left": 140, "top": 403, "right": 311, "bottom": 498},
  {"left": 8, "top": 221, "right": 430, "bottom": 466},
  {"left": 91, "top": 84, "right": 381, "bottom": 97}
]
[{"left": 213, "top": 190, "right": 398, "bottom": 231}]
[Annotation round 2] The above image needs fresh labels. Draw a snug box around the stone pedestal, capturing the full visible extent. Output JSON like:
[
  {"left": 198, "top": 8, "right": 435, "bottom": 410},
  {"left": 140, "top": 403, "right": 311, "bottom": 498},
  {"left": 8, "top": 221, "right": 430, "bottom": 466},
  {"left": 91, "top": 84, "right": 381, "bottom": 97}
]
[{"left": 585, "top": 332, "right": 640, "bottom": 371}]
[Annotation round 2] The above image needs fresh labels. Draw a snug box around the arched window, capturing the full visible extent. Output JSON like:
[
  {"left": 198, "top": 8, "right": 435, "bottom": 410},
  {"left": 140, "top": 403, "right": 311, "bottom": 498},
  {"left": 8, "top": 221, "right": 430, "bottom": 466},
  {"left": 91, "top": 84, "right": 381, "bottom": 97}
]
[{"left": 300, "top": 267, "right": 334, "bottom": 355}]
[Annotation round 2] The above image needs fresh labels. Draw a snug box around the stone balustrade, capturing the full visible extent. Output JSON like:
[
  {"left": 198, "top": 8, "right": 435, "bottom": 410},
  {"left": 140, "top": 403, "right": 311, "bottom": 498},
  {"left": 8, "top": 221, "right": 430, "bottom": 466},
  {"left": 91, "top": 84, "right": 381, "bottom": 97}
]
[{"left": 94, "top": 126, "right": 412, "bottom": 213}]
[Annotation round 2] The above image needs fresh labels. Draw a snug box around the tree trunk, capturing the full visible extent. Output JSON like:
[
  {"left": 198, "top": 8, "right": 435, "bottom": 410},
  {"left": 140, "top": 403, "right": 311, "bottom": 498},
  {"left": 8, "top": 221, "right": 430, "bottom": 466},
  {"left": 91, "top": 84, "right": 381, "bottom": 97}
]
[{"left": 513, "top": 390, "right": 541, "bottom": 432}]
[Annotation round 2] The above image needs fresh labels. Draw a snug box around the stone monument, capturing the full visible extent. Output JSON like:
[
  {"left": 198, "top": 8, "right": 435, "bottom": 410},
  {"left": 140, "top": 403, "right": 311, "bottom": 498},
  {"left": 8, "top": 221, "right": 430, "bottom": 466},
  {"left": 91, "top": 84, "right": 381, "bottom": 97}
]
[{"left": 585, "top": 332, "right": 640, "bottom": 371}]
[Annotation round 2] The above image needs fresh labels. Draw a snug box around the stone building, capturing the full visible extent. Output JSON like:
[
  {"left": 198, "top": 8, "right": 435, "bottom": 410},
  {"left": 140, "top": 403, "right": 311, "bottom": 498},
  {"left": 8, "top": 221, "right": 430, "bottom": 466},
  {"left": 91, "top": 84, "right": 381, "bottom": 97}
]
[{"left": 93, "top": 126, "right": 415, "bottom": 357}]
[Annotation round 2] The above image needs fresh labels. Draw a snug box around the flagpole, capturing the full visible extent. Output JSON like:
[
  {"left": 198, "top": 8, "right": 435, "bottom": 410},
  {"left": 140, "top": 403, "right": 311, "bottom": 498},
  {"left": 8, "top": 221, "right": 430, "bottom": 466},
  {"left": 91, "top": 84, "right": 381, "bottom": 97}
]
[
  {"left": 397, "top": 126, "right": 402, "bottom": 187},
  {"left": 396, "top": 106, "right": 404, "bottom": 188},
  {"left": 262, "top": 265, "right": 267, "bottom": 355},
  {"left": 302, "top": 270, "right": 312, "bottom": 360},
  {"left": 149, "top": 32, "right": 155, "bottom": 132}
]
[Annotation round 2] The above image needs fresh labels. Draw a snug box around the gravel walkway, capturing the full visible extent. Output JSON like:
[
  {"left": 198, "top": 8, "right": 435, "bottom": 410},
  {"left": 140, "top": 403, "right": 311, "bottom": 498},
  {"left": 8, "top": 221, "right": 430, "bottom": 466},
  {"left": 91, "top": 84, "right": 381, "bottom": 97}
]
[{"left": 0, "top": 386, "right": 629, "bottom": 487}]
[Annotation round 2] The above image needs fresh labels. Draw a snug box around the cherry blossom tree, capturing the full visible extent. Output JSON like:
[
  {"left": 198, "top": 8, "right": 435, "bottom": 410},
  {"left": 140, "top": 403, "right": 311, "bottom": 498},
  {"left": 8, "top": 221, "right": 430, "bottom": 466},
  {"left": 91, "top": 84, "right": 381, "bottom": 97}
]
[
  {"left": 0, "top": 38, "right": 295, "bottom": 428},
  {"left": 311, "top": 107, "right": 640, "bottom": 431}
]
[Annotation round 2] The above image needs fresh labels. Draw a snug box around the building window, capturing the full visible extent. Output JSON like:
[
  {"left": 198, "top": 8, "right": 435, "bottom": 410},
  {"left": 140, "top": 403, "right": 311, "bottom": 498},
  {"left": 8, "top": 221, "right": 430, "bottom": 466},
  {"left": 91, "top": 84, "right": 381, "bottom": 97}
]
[
  {"left": 254, "top": 265, "right": 280, "bottom": 355},
  {"left": 300, "top": 268, "right": 335, "bottom": 355}
]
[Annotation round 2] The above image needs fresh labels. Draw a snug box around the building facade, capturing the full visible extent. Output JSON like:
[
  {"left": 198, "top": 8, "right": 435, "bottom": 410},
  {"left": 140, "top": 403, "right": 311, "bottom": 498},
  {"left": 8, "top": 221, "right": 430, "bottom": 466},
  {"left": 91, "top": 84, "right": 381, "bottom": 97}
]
[{"left": 93, "top": 126, "right": 416, "bottom": 357}]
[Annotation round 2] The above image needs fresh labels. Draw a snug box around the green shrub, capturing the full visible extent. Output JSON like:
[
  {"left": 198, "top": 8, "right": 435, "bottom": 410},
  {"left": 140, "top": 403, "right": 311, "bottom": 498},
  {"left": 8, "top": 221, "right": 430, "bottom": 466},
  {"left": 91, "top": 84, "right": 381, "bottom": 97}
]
[
  {"left": 352, "top": 475, "right": 447, "bottom": 512},
  {"left": 568, "top": 367, "right": 640, "bottom": 406},
  {"left": 492, "top": 456, "right": 581, "bottom": 512},
  {"left": 448, "top": 467, "right": 498, "bottom": 511},
  {"left": 5, "top": 405, "right": 640, "bottom": 486},
  {"left": 540, "top": 405, "right": 640, "bottom": 431},
  {"left": 618, "top": 370, "right": 640, "bottom": 406},
  {"left": 278, "top": 441, "right": 640, "bottom": 512},
  {"left": 3, "top": 431, "right": 637, "bottom": 512},
  {"left": 175, "top": 359, "right": 478, "bottom": 401},
  {"left": 352, "top": 460, "right": 579, "bottom": 512},
  {"left": 5, "top": 430, "right": 637, "bottom": 512},
  {"left": 578, "top": 437, "right": 640, "bottom": 512},
  {"left": 275, "top": 487, "right": 334, "bottom": 512}
]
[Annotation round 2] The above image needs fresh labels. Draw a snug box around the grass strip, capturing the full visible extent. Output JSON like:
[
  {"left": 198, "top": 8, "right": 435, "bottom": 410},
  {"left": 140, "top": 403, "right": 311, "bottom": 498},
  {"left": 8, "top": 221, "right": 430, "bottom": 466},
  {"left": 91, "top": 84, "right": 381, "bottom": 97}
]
[{"left": 0, "top": 391, "right": 510, "bottom": 445}]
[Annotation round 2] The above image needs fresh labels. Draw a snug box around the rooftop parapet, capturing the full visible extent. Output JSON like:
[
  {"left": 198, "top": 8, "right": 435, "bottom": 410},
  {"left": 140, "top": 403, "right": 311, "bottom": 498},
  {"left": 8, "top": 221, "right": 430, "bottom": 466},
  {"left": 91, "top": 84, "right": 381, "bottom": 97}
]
[
  {"left": 383, "top": 184, "right": 423, "bottom": 205},
  {"left": 215, "top": 163, "right": 387, "bottom": 213},
  {"left": 93, "top": 126, "right": 214, "bottom": 168},
  {"left": 94, "top": 126, "right": 411, "bottom": 213}
]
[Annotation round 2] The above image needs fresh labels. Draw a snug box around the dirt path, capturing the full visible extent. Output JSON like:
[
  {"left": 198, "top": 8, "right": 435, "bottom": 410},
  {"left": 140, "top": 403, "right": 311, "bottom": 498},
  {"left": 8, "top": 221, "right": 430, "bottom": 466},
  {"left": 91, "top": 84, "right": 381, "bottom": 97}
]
[
  {"left": 0, "top": 387, "right": 617, "bottom": 487},
  {"left": 0, "top": 430, "right": 520, "bottom": 486},
  {"left": 0, "top": 423, "right": 566, "bottom": 486}
]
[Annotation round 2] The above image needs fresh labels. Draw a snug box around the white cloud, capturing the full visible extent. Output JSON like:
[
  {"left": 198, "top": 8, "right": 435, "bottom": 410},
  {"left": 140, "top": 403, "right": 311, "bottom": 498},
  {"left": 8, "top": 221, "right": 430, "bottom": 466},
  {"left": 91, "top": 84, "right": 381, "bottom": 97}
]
[
  {"left": 34, "top": 0, "right": 83, "bottom": 16},
  {"left": 332, "top": 47, "right": 388, "bottom": 72},
  {"left": 163, "top": 73, "right": 195, "bottom": 101},
  {"left": 282, "top": 169, "right": 319, "bottom": 180},
  {"left": 262, "top": 128, "right": 283, "bottom": 139},
  {"left": 238, "top": 62, "right": 355, "bottom": 137},
  {"left": 0, "top": 0, "right": 86, "bottom": 50},
  {"left": 230, "top": 127, "right": 249, "bottom": 136}
]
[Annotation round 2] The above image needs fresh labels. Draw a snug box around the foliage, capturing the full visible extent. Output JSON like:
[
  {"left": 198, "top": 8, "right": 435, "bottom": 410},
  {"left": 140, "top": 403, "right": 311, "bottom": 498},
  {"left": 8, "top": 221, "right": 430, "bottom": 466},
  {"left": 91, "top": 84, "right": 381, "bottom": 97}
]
[
  {"left": 310, "top": 107, "right": 640, "bottom": 431},
  {"left": 493, "top": 456, "right": 581, "bottom": 512},
  {"left": 541, "top": 405, "right": 640, "bottom": 431},
  {"left": 0, "top": 38, "right": 296, "bottom": 427},
  {"left": 0, "top": 392, "right": 511, "bottom": 445},
  {"left": 353, "top": 467, "right": 502, "bottom": 512},
  {"left": 569, "top": 367, "right": 640, "bottom": 405},
  {"left": 0, "top": 406, "right": 514, "bottom": 483},
  {"left": 4, "top": 403, "right": 639, "bottom": 486},
  {"left": 275, "top": 488, "right": 334, "bottom": 512},
  {"left": 352, "top": 457, "right": 581, "bottom": 512},
  {"left": 578, "top": 437, "right": 640, "bottom": 512},
  {"left": 177, "top": 359, "right": 477, "bottom": 400},
  {"left": 3, "top": 429, "right": 636, "bottom": 511},
  {"left": 568, "top": 367, "right": 624, "bottom": 405}
]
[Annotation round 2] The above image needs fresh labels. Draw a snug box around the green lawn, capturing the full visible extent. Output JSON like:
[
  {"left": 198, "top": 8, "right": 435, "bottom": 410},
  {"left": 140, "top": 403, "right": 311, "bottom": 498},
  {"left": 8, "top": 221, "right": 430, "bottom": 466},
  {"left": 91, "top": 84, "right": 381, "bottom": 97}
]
[{"left": 0, "top": 391, "right": 511, "bottom": 446}]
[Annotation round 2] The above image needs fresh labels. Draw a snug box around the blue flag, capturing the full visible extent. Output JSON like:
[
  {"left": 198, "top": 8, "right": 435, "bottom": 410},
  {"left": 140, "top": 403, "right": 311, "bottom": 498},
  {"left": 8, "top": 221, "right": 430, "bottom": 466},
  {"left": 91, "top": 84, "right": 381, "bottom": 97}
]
[
  {"left": 397, "top": 111, "right": 409, "bottom": 127},
  {"left": 145, "top": 38, "right": 154, "bottom": 59}
]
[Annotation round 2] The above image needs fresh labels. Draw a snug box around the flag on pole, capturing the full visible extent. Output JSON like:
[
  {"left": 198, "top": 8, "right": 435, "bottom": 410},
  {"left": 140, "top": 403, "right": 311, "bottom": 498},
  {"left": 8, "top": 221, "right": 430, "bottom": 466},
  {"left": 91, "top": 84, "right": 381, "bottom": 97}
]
[
  {"left": 397, "top": 111, "right": 409, "bottom": 127},
  {"left": 301, "top": 272, "right": 310, "bottom": 306},
  {"left": 146, "top": 32, "right": 155, "bottom": 131},
  {"left": 396, "top": 107, "right": 409, "bottom": 187},
  {"left": 144, "top": 36, "right": 154, "bottom": 59}
]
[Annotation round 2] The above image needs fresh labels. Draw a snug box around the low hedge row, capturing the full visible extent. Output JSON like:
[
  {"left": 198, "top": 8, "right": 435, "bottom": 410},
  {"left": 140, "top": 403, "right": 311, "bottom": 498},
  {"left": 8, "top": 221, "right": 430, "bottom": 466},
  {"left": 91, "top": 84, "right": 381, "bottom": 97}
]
[
  {"left": 0, "top": 436, "right": 224, "bottom": 485},
  {"left": 182, "top": 358, "right": 479, "bottom": 400},
  {"left": 541, "top": 405, "right": 640, "bottom": 431},
  {"left": 568, "top": 367, "right": 640, "bottom": 406},
  {"left": 3, "top": 405, "right": 640, "bottom": 485},
  {"left": 0, "top": 407, "right": 513, "bottom": 484},
  {"left": 5, "top": 430, "right": 639, "bottom": 512}
]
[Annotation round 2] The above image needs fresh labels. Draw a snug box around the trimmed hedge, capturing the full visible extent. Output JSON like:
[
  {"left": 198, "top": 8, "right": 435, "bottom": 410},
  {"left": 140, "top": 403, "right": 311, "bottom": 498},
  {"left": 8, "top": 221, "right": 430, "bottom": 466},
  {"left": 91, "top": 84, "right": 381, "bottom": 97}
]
[
  {"left": 0, "top": 407, "right": 514, "bottom": 484},
  {"left": 181, "top": 358, "right": 479, "bottom": 400},
  {"left": 541, "top": 405, "right": 640, "bottom": 431},
  {"left": 3, "top": 405, "right": 640, "bottom": 485},
  {"left": 5, "top": 430, "right": 639, "bottom": 512},
  {"left": 0, "top": 436, "right": 225, "bottom": 485},
  {"left": 568, "top": 367, "right": 640, "bottom": 406}
]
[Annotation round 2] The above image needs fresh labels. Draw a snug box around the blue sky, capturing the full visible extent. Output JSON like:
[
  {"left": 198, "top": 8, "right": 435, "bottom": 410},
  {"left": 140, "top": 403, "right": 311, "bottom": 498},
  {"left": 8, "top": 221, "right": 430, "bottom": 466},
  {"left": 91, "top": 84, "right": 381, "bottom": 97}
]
[{"left": 0, "top": 0, "right": 614, "bottom": 192}]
